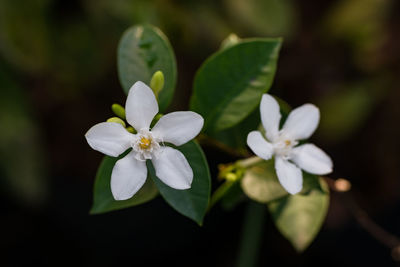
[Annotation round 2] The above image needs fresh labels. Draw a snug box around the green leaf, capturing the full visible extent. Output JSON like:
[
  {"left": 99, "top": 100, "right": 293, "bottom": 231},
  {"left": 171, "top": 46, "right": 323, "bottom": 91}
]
[
  {"left": 241, "top": 159, "right": 326, "bottom": 204},
  {"left": 208, "top": 36, "right": 260, "bottom": 151},
  {"left": 241, "top": 157, "right": 325, "bottom": 204},
  {"left": 241, "top": 160, "right": 288, "bottom": 203},
  {"left": 209, "top": 107, "right": 260, "bottom": 151},
  {"left": 90, "top": 154, "right": 158, "bottom": 214},
  {"left": 190, "top": 38, "right": 282, "bottom": 133},
  {"left": 268, "top": 177, "right": 330, "bottom": 252},
  {"left": 117, "top": 24, "right": 177, "bottom": 112},
  {"left": 149, "top": 141, "right": 211, "bottom": 225}
]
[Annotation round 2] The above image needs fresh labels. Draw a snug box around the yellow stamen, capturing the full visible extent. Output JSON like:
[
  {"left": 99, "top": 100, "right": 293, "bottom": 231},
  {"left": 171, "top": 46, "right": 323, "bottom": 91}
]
[
  {"left": 285, "top": 140, "right": 291, "bottom": 146},
  {"left": 139, "top": 137, "right": 151, "bottom": 149}
]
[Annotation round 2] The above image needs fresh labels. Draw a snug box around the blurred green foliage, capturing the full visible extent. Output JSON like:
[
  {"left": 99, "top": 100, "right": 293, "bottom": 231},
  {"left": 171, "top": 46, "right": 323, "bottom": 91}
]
[
  {"left": 0, "top": 67, "right": 47, "bottom": 205},
  {"left": 0, "top": 0, "right": 399, "bottom": 265},
  {"left": 318, "top": 79, "right": 388, "bottom": 143},
  {"left": 0, "top": 0, "right": 397, "bottom": 225},
  {"left": 323, "top": 0, "right": 390, "bottom": 70}
]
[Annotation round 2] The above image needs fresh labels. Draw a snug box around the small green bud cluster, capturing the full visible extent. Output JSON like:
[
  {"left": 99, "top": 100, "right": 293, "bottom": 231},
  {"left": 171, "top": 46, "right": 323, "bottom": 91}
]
[
  {"left": 218, "top": 163, "right": 245, "bottom": 182},
  {"left": 107, "top": 103, "right": 137, "bottom": 134}
]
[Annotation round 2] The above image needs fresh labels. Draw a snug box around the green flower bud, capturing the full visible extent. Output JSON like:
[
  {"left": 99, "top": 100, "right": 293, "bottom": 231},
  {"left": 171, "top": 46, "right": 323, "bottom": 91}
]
[
  {"left": 150, "top": 70, "right": 164, "bottom": 98},
  {"left": 107, "top": 117, "right": 126, "bottom": 127},
  {"left": 111, "top": 103, "right": 126, "bottom": 119},
  {"left": 126, "top": 126, "right": 136, "bottom": 134},
  {"left": 150, "top": 113, "right": 164, "bottom": 128},
  {"left": 225, "top": 173, "right": 238, "bottom": 182},
  {"left": 154, "top": 113, "right": 163, "bottom": 122},
  {"left": 220, "top": 33, "right": 241, "bottom": 49}
]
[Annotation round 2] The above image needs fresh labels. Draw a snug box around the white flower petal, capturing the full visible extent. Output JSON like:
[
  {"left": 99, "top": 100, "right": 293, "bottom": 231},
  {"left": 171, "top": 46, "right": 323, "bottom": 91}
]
[
  {"left": 151, "top": 147, "right": 193, "bottom": 190},
  {"left": 152, "top": 111, "right": 204, "bottom": 146},
  {"left": 246, "top": 131, "right": 274, "bottom": 160},
  {"left": 275, "top": 156, "right": 303, "bottom": 195},
  {"left": 282, "top": 104, "right": 320, "bottom": 140},
  {"left": 291, "top": 144, "right": 333, "bottom": 175},
  {"left": 111, "top": 151, "right": 148, "bottom": 200},
  {"left": 85, "top": 122, "right": 134, "bottom": 157},
  {"left": 125, "top": 81, "right": 159, "bottom": 130},
  {"left": 260, "top": 94, "right": 281, "bottom": 142}
]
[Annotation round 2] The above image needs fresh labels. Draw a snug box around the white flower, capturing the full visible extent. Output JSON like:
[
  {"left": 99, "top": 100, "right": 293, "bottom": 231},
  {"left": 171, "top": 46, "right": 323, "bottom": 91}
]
[
  {"left": 85, "top": 81, "right": 204, "bottom": 200},
  {"left": 247, "top": 94, "right": 333, "bottom": 195}
]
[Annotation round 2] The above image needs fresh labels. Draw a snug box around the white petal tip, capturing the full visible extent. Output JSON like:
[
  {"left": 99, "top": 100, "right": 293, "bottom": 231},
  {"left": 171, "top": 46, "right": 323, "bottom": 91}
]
[
  {"left": 111, "top": 188, "right": 134, "bottom": 201},
  {"left": 317, "top": 167, "right": 333, "bottom": 176},
  {"left": 112, "top": 194, "right": 131, "bottom": 201},
  {"left": 304, "top": 103, "right": 319, "bottom": 110},
  {"left": 287, "top": 187, "right": 302, "bottom": 195},
  {"left": 131, "top": 80, "right": 149, "bottom": 90},
  {"left": 111, "top": 186, "right": 136, "bottom": 201},
  {"left": 129, "top": 81, "right": 154, "bottom": 98},
  {"left": 198, "top": 116, "right": 205, "bottom": 128},
  {"left": 166, "top": 174, "right": 193, "bottom": 190},
  {"left": 262, "top": 93, "right": 277, "bottom": 103},
  {"left": 172, "top": 183, "right": 192, "bottom": 190}
]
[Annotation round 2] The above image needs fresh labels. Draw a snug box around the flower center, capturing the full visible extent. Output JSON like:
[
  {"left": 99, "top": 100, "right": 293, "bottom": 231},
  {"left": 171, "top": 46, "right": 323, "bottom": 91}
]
[
  {"left": 131, "top": 129, "right": 162, "bottom": 161},
  {"left": 273, "top": 135, "right": 298, "bottom": 159},
  {"left": 139, "top": 137, "right": 152, "bottom": 149}
]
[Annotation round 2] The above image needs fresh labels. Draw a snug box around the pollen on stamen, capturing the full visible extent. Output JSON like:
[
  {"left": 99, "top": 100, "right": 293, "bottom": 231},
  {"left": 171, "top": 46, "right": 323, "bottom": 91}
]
[
  {"left": 285, "top": 140, "right": 291, "bottom": 146},
  {"left": 139, "top": 137, "right": 151, "bottom": 149}
]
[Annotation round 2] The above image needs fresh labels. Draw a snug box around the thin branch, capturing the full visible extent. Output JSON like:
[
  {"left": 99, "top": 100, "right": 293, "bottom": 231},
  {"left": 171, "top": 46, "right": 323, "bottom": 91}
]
[
  {"left": 196, "top": 134, "right": 250, "bottom": 158},
  {"left": 324, "top": 177, "right": 400, "bottom": 262}
]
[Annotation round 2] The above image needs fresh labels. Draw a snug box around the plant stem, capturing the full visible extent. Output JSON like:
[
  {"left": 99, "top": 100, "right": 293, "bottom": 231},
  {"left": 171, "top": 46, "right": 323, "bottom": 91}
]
[
  {"left": 236, "top": 201, "right": 266, "bottom": 267},
  {"left": 236, "top": 156, "right": 263, "bottom": 169},
  {"left": 208, "top": 156, "right": 263, "bottom": 212},
  {"left": 207, "top": 180, "right": 235, "bottom": 212},
  {"left": 196, "top": 134, "right": 250, "bottom": 158}
]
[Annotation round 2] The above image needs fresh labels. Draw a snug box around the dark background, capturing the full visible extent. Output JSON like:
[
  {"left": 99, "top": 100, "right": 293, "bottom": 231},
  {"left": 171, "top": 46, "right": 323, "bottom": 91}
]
[{"left": 1, "top": 0, "right": 400, "bottom": 266}]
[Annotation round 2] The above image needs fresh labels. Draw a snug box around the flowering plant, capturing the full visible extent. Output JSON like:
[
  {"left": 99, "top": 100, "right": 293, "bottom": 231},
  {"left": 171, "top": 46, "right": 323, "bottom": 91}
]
[{"left": 86, "top": 24, "right": 335, "bottom": 256}]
